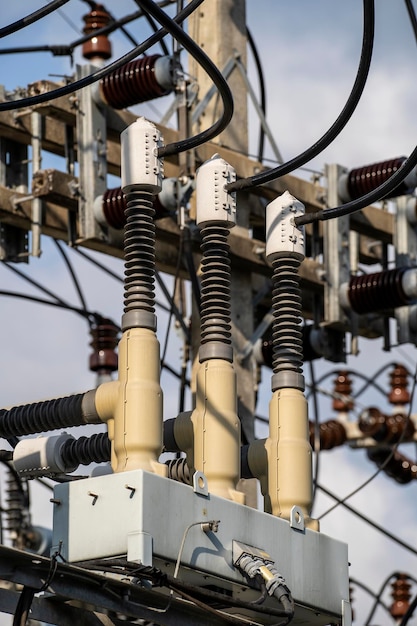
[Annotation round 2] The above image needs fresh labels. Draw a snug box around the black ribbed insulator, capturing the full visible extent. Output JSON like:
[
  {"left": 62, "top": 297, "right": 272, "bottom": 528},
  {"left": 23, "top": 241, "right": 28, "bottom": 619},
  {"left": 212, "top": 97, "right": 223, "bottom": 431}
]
[
  {"left": 102, "top": 187, "right": 171, "bottom": 230},
  {"left": 165, "top": 457, "right": 191, "bottom": 484},
  {"left": 123, "top": 190, "right": 156, "bottom": 316},
  {"left": 271, "top": 257, "right": 303, "bottom": 376},
  {"left": 5, "top": 474, "right": 27, "bottom": 538},
  {"left": 0, "top": 394, "right": 85, "bottom": 439},
  {"left": 347, "top": 157, "right": 408, "bottom": 200},
  {"left": 100, "top": 55, "right": 170, "bottom": 109},
  {"left": 61, "top": 432, "right": 111, "bottom": 468},
  {"left": 348, "top": 268, "right": 408, "bottom": 314},
  {"left": 199, "top": 224, "right": 232, "bottom": 347}
]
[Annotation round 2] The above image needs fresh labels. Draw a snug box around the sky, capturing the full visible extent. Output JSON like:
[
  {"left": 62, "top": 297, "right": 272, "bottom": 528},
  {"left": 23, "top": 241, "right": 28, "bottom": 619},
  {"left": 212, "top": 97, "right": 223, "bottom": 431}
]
[{"left": 1, "top": 1, "right": 417, "bottom": 625}]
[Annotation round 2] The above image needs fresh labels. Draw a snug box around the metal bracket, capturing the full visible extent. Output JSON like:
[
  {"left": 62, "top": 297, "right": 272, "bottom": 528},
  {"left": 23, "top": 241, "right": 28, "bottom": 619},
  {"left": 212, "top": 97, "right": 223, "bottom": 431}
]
[
  {"left": 193, "top": 471, "right": 209, "bottom": 497},
  {"left": 290, "top": 506, "right": 305, "bottom": 532}
]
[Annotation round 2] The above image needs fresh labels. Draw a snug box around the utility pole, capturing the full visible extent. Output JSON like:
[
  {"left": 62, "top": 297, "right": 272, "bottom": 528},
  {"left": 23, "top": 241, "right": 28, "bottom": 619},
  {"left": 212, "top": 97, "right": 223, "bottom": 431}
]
[{"left": 189, "top": 0, "right": 258, "bottom": 505}]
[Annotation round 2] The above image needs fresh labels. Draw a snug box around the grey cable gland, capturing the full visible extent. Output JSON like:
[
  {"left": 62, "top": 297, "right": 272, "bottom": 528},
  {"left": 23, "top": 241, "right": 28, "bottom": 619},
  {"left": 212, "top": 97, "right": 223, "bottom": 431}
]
[
  {"left": 272, "top": 371, "right": 305, "bottom": 392},
  {"left": 199, "top": 342, "right": 233, "bottom": 363},
  {"left": 81, "top": 389, "right": 102, "bottom": 424},
  {"left": 122, "top": 310, "right": 157, "bottom": 332}
]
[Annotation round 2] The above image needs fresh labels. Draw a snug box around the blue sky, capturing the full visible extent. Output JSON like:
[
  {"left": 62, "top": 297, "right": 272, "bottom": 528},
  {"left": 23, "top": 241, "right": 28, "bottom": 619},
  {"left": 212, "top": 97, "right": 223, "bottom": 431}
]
[{"left": 1, "top": 2, "right": 417, "bottom": 625}]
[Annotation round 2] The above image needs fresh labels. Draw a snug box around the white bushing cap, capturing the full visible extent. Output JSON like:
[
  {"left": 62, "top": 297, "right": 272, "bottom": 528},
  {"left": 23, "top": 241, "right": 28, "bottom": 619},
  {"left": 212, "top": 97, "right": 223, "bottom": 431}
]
[
  {"left": 13, "top": 433, "right": 77, "bottom": 477},
  {"left": 196, "top": 154, "right": 236, "bottom": 227},
  {"left": 266, "top": 190, "right": 305, "bottom": 261},
  {"left": 121, "top": 117, "right": 164, "bottom": 194}
]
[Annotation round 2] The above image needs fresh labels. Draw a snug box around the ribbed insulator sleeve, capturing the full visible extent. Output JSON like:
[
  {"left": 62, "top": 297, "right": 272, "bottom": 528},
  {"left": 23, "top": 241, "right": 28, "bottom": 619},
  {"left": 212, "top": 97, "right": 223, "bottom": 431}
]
[{"left": 0, "top": 394, "right": 85, "bottom": 438}]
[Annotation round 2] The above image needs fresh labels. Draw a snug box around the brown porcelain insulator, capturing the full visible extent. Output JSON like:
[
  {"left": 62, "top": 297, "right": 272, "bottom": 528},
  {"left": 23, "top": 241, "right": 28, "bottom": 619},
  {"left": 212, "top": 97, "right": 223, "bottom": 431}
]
[
  {"left": 359, "top": 408, "right": 414, "bottom": 443},
  {"left": 347, "top": 268, "right": 408, "bottom": 315},
  {"left": 367, "top": 448, "right": 417, "bottom": 484},
  {"left": 346, "top": 157, "right": 409, "bottom": 200},
  {"left": 100, "top": 55, "right": 170, "bottom": 109},
  {"left": 102, "top": 187, "right": 171, "bottom": 230},
  {"left": 333, "top": 371, "right": 354, "bottom": 412},
  {"left": 390, "top": 574, "right": 411, "bottom": 619},
  {"left": 89, "top": 318, "right": 119, "bottom": 373},
  {"left": 309, "top": 419, "right": 347, "bottom": 450},
  {"left": 388, "top": 364, "right": 410, "bottom": 406},
  {"left": 82, "top": 3, "right": 112, "bottom": 61}
]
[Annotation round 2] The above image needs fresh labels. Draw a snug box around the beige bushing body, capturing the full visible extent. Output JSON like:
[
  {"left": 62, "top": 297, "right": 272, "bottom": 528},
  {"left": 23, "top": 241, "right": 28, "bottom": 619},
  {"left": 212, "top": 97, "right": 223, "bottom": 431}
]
[
  {"left": 190, "top": 359, "right": 244, "bottom": 503},
  {"left": 95, "top": 328, "right": 166, "bottom": 475},
  {"left": 266, "top": 388, "right": 318, "bottom": 529}
]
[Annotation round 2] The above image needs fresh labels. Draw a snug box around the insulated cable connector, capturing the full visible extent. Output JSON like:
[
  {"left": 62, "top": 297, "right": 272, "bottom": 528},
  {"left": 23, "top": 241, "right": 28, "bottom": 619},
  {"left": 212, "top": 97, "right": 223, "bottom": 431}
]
[
  {"left": 233, "top": 541, "right": 294, "bottom": 616},
  {"left": 121, "top": 117, "right": 164, "bottom": 195},
  {"left": 266, "top": 190, "right": 305, "bottom": 261},
  {"left": 196, "top": 153, "right": 236, "bottom": 228}
]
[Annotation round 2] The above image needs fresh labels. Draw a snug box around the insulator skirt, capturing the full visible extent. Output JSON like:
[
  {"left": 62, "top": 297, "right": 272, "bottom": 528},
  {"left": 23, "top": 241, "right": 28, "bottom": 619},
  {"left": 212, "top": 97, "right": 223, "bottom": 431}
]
[
  {"left": 271, "top": 257, "right": 303, "bottom": 376},
  {"left": 199, "top": 224, "right": 232, "bottom": 346},
  {"left": 100, "top": 55, "right": 169, "bottom": 109},
  {"left": 346, "top": 157, "right": 408, "bottom": 200},
  {"left": 61, "top": 433, "right": 111, "bottom": 468},
  {"left": 0, "top": 394, "right": 85, "bottom": 438},
  {"left": 348, "top": 268, "right": 408, "bottom": 314},
  {"left": 123, "top": 190, "right": 156, "bottom": 315}
]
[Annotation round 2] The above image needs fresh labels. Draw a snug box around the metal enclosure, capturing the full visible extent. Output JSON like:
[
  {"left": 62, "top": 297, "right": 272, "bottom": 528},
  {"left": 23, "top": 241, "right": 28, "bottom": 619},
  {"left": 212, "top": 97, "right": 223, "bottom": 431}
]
[{"left": 52, "top": 469, "right": 350, "bottom": 626}]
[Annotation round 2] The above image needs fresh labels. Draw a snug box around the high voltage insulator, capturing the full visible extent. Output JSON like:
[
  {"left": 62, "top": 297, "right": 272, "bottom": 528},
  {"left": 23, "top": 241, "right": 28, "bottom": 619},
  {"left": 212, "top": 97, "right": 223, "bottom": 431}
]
[
  {"left": 89, "top": 318, "right": 119, "bottom": 377},
  {"left": 338, "top": 157, "right": 417, "bottom": 202},
  {"left": 390, "top": 574, "right": 412, "bottom": 620},
  {"left": 309, "top": 419, "right": 347, "bottom": 450},
  {"left": 343, "top": 267, "right": 412, "bottom": 315},
  {"left": 82, "top": 3, "right": 112, "bottom": 61},
  {"left": 367, "top": 447, "right": 417, "bottom": 484},
  {"left": 388, "top": 363, "right": 410, "bottom": 406},
  {"left": 99, "top": 55, "right": 175, "bottom": 109},
  {"left": 358, "top": 407, "right": 415, "bottom": 444},
  {"left": 332, "top": 371, "right": 354, "bottom": 413}
]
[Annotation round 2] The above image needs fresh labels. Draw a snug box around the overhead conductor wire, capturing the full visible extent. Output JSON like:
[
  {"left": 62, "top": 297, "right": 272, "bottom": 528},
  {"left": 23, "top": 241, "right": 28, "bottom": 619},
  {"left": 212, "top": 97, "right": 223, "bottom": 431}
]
[
  {"left": 0, "top": 0, "right": 70, "bottom": 39},
  {"left": 225, "top": 0, "right": 375, "bottom": 193}
]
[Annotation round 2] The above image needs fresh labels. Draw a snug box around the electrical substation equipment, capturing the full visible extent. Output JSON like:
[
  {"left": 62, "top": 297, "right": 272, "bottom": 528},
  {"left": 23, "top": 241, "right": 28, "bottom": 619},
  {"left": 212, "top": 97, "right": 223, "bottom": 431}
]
[{"left": 6, "top": 121, "right": 352, "bottom": 625}]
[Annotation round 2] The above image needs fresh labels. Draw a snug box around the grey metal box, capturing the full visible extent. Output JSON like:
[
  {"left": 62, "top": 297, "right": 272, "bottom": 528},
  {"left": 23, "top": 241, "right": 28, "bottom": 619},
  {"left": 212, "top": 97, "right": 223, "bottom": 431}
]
[{"left": 52, "top": 470, "right": 350, "bottom": 625}]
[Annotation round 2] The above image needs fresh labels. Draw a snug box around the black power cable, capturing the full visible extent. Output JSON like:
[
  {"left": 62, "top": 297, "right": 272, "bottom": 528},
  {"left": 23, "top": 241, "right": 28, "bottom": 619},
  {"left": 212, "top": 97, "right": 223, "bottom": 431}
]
[
  {"left": 0, "top": 0, "right": 70, "bottom": 39},
  {"left": 225, "top": 0, "right": 375, "bottom": 194},
  {"left": 246, "top": 26, "right": 267, "bottom": 163},
  {"left": 134, "top": 0, "right": 234, "bottom": 158},
  {"left": 0, "top": 0, "right": 202, "bottom": 112},
  {"left": 295, "top": 0, "right": 417, "bottom": 226}
]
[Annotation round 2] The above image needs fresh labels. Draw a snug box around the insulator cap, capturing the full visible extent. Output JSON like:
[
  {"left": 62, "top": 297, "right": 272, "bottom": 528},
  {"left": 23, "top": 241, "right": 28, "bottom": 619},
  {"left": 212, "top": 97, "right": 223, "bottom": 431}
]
[
  {"left": 82, "top": 4, "right": 112, "bottom": 61},
  {"left": 121, "top": 118, "right": 164, "bottom": 194},
  {"left": 196, "top": 154, "right": 236, "bottom": 227},
  {"left": 266, "top": 191, "right": 305, "bottom": 261}
]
